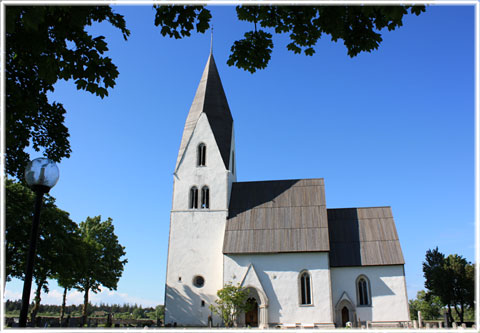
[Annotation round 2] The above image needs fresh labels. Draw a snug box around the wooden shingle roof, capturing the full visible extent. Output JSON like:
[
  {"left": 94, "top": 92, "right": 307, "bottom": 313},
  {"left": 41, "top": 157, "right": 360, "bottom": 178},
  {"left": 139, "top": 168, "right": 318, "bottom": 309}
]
[
  {"left": 175, "top": 53, "right": 233, "bottom": 171},
  {"left": 223, "top": 179, "right": 330, "bottom": 254},
  {"left": 327, "top": 207, "right": 405, "bottom": 267},
  {"left": 224, "top": 182, "right": 405, "bottom": 267}
]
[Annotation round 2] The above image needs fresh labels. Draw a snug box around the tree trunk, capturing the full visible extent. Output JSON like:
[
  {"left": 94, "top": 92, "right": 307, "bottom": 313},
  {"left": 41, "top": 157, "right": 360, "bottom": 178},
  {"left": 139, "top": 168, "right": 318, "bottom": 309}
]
[
  {"left": 447, "top": 304, "right": 455, "bottom": 326},
  {"left": 455, "top": 303, "right": 464, "bottom": 323},
  {"left": 452, "top": 304, "right": 465, "bottom": 324},
  {"left": 30, "top": 281, "right": 43, "bottom": 327},
  {"left": 82, "top": 286, "right": 89, "bottom": 327},
  {"left": 60, "top": 287, "right": 68, "bottom": 322}
]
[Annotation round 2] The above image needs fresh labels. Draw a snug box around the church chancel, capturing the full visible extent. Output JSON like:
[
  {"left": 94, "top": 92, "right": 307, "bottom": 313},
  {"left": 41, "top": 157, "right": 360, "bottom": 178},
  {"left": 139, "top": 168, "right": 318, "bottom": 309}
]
[{"left": 164, "top": 53, "right": 410, "bottom": 328}]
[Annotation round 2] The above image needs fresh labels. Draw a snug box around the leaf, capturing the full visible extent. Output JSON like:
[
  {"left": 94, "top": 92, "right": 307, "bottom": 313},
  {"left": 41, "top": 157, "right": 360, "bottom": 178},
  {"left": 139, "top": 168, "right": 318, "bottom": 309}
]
[{"left": 227, "top": 30, "right": 273, "bottom": 73}]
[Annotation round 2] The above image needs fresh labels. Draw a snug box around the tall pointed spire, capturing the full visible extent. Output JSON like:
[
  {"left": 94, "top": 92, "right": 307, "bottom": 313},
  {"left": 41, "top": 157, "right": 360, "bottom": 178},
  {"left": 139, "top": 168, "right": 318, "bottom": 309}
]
[{"left": 175, "top": 54, "right": 233, "bottom": 171}]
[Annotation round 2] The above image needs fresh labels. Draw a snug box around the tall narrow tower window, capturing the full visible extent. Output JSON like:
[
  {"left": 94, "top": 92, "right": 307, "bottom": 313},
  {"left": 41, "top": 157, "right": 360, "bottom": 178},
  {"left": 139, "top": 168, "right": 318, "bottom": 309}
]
[
  {"left": 231, "top": 151, "right": 235, "bottom": 174},
  {"left": 299, "top": 271, "right": 312, "bottom": 305},
  {"left": 201, "top": 186, "right": 210, "bottom": 209},
  {"left": 197, "top": 143, "right": 206, "bottom": 166},
  {"left": 189, "top": 187, "right": 198, "bottom": 209}
]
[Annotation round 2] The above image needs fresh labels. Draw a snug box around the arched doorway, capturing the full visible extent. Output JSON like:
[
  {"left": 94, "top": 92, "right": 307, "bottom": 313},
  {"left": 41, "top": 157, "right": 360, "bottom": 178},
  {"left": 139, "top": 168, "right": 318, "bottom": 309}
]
[
  {"left": 335, "top": 292, "right": 356, "bottom": 328},
  {"left": 241, "top": 286, "right": 268, "bottom": 328},
  {"left": 245, "top": 297, "right": 258, "bottom": 327},
  {"left": 341, "top": 306, "right": 349, "bottom": 327}
]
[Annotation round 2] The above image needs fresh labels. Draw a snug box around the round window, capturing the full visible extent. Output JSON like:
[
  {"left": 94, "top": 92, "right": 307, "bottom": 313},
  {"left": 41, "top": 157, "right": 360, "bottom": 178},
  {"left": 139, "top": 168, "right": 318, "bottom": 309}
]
[{"left": 193, "top": 275, "right": 205, "bottom": 288}]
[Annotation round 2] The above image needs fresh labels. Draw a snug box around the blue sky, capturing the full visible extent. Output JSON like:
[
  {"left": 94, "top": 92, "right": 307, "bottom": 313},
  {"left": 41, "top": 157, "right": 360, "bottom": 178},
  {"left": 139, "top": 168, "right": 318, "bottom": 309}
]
[{"left": 5, "top": 4, "right": 476, "bottom": 307}]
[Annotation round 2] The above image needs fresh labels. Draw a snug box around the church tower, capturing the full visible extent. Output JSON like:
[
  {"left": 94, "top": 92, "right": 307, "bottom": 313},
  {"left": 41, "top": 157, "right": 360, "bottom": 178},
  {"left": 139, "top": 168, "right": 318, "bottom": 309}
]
[{"left": 164, "top": 53, "right": 236, "bottom": 326}]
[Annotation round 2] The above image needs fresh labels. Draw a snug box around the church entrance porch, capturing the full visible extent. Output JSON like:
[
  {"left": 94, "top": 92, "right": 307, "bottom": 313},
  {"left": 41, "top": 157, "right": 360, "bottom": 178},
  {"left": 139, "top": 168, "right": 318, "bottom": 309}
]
[
  {"left": 335, "top": 292, "right": 356, "bottom": 328},
  {"left": 245, "top": 297, "right": 259, "bottom": 327}
]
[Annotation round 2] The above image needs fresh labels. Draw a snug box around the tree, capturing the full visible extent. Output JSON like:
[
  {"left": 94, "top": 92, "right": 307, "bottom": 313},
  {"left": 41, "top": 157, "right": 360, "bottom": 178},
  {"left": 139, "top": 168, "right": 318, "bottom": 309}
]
[
  {"left": 28, "top": 206, "right": 81, "bottom": 325},
  {"left": 155, "top": 305, "right": 165, "bottom": 321},
  {"left": 5, "top": 179, "right": 35, "bottom": 283},
  {"left": 5, "top": 179, "right": 82, "bottom": 325},
  {"left": 55, "top": 232, "right": 86, "bottom": 323},
  {"left": 443, "top": 254, "right": 475, "bottom": 323},
  {"left": 74, "top": 216, "right": 127, "bottom": 325},
  {"left": 209, "top": 283, "right": 253, "bottom": 327},
  {"left": 6, "top": 5, "right": 425, "bottom": 180},
  {"left": 154, "top": 5, "right": 426, "bottom": 73},
  {"left": 6, "top": 6, "right": 130, "bottom": 179},
  {"left": 132, "top": 307, "right": 145, "bottom": 319},
  {"left": 409, "top": 290, "right": 442, "bottom": 320},
  {"left": 423, "top": 248, "right": 474, "bottom": 324},
  {"left": 146, "top": 304, "right": 164, "bottom": 321}
]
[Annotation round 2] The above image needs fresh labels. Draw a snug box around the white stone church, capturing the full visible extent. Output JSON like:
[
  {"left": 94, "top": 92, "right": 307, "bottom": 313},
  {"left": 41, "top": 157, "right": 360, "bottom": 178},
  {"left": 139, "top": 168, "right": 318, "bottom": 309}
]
[{"left": 164, "top": 53, "right": 410, "bottom": 328}]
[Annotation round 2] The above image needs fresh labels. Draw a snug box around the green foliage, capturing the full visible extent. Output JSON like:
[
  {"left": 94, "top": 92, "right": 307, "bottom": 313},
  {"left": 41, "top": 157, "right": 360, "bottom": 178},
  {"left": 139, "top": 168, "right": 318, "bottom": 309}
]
[
  {"left": 132, "top": 307, "right": 145, "bottom": 319},
  {"left": 6, "top": 6, "right": 129, "bottom": 179},
  {"left": 154, "top": 5, "right": 426, "bottom": 73},
  {"left": 5, "top": 178, "right": 35, "bottom": 281},
  {"left": 459, "top": 307, "right": 475, "bottom": 322},
  {"left": 409, "top": 290, "right": 442, "bottom": 320},
  {"left": 153, "top": 5, "right": 211, "bottom": 38},
  {"left": 5, "top": 179, "right": 80, "bottom": 286},
  {"left": 423, "top": 247, "right": 474, "bottom": 324},
  {"left": 5, "top": 178, "right": 85, "bottom": 325},
  {"left": 76, "top": 216, "right": 127, "bottom": 293},
  {"left": 75, "top": 216, "right": 127, "bottom": 322},
  {"left": 5, "top": 300, "right": 164, "bottom": 321},
  {"left": 227, "top": 30, "right": 273, "bottom": 73},
  {"left": 209, "top": 283, "right": 253, "bottom": 327},
  {"left": 147, "top": 305, "right": 165, "bottom": 321}
]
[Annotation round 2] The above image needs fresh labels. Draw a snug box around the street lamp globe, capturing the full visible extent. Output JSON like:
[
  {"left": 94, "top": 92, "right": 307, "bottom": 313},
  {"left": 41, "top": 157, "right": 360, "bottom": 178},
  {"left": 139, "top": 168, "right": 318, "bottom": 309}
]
[{"left": 24, "top": 157, "right": 59, "bottom": 192}]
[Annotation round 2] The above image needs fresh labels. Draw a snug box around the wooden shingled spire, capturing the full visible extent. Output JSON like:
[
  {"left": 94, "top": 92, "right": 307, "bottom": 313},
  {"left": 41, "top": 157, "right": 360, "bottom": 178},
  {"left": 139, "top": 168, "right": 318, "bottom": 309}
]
[{"left": 175, "top": 53, "right": 233, "bottom": 171}]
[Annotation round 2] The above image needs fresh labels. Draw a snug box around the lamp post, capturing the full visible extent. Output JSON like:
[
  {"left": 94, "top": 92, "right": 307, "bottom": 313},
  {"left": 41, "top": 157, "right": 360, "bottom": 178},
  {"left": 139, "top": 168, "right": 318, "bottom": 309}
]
[{"left": 19, "top": 158, "right": 59, "bottom": 327}]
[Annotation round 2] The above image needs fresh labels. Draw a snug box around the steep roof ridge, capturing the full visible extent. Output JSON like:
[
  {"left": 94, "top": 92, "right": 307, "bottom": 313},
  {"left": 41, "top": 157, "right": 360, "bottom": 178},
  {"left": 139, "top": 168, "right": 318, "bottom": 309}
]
[{"left": 175, "top": 53, "right": 233, "bottom": 171}]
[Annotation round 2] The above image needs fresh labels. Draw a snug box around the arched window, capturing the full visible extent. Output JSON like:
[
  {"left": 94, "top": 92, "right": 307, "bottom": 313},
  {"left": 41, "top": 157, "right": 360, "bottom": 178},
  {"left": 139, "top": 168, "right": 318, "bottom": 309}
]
[
  {"left": 189, "top": 187, "right": 198, "bottom": 209},
  {"left": 299, "top": 271, "right": 312, "bottom": 305},
  {"left": 197, "top": 143, "right": 206, "bottom": 166},
  {"left": 201, "top": 186, "right": 209, "bottom": 209},
  {"left": 356, "top": 275, "right": 371, "bottom": 306}
]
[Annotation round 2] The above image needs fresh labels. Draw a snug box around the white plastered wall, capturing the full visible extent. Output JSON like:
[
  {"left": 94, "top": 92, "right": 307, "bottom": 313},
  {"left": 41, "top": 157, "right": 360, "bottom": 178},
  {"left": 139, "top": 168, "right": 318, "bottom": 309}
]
[
  {"left": 330, "top": 265, "right": 410, "bottom": 326},
  {"left": 224, "top": 252, "right": 334, "bottom": 326},
  {"left": 165, "top": 113, "right": 233, "bottom": 326}
]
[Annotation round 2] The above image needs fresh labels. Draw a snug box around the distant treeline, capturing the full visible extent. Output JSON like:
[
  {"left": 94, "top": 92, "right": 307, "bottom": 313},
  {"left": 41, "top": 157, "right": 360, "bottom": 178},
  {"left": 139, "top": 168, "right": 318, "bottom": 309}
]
[{"left": 5, "top": 299, "right": 163, "bottom": 318}]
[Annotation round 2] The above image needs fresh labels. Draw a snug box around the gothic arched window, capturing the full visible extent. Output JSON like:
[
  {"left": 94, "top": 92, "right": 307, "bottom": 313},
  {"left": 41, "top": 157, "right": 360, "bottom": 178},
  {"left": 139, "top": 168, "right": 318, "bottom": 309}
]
[
  {"left": 201, "top": 186, "right": 210, "bottom": 209},
  {"left": 189, "top": 186, "right": 198, "bottom": 209},
  {"left": 356, "top": 275, "right": 371, "bottom": 306},
  {"left": 299, "top": 271, "right": 312, "bottom": 305},
  {"left": 197, "top": 143, "right": 206, "bottom": 166}
]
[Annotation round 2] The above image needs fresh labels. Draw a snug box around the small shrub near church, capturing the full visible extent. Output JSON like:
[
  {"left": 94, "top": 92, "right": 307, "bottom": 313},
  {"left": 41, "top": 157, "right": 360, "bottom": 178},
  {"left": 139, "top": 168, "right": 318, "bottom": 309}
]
[{"left": 209, "top": 283, "right": 253, "bottom": 327}]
